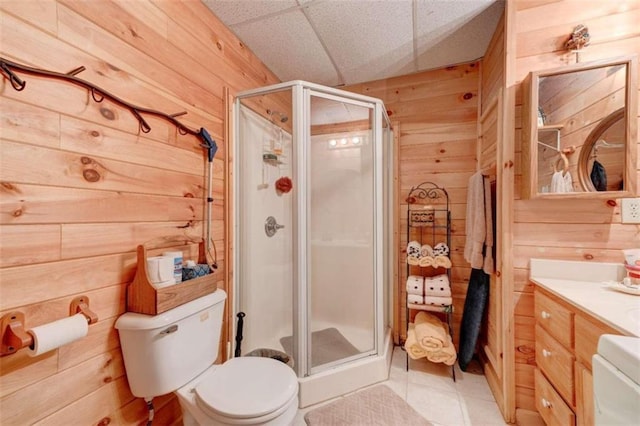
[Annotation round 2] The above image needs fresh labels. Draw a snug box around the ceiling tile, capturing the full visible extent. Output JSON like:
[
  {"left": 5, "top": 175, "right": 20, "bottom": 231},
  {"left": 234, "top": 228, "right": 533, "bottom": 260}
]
[
  {"left": 416, "top": 0, "right": 503, "bottom": 70},
  {"left": 202, "top": 0, "right": 504, "bottom": 88},
  {"left": 202, "top": 0, "right": 297, "bottom": 26},
  {"left": 305, "top": 0, "right": 415, "bottom": 85},
  {"left": 232, "top": 9, "right": 341, "bottom": 86}
]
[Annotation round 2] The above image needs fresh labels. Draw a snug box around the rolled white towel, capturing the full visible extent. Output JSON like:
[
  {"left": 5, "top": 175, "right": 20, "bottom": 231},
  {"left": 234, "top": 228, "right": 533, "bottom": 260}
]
[
  {"left": 414, "top": 311, "right": 448, "bottom": 350},
  {"left": 426, "top": 334, "right": 457, "bottom": 366},
  {"left": 424, "top": 275, "right": 451, "bottom": 297},
  {"left": 404, "top": 323, "right": 428, "bottom": 360},
  {"left": 407, "top": 241, "right": 421, "bottom": 260},
  {"left": 420, "top": 244, "right": 434, "bottom": 258},
  {"left": 419, "top": 256, "right": 435, "bottom": 267},
  {"left": 434, "top": 255, "right": 452, "bottom": 269},
  {"left": 406, "top": 275, "right": 424, "bottom": 295},
  {"left": 407, "top": 294, "right": 424, "bottom": 305}
]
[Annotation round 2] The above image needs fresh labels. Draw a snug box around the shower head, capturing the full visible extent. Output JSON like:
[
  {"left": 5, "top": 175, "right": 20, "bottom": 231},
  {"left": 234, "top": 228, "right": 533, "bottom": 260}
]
[{"left": 267, "top": 109, "right": 288, "bottom": 123}]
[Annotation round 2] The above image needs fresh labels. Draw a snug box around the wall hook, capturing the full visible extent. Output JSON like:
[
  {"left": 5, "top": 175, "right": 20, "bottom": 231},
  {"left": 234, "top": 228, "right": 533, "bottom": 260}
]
[
  {"left": 0, "top": 62, "right": 26, "bottom": 91},
  {"left": 0, "top": 57, "right": 216, "bottom": 150}
]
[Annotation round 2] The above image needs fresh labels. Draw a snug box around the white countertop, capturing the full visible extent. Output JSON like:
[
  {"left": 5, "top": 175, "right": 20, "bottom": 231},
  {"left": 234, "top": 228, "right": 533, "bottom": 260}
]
[{"left": 530, "top": 259, "right": 640, "bottom": 337}]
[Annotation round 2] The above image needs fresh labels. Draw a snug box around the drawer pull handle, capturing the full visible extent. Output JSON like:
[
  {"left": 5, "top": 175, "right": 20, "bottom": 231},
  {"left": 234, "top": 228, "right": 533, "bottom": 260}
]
[
  {"left": 541, "top": 398, "right": 552, "bottom": 408},
  {"left": 541, "top": 311, "right": 551, "bottom": 319},
  {"left": 542, "top": 349, "right": 552, "bottom": 357}
]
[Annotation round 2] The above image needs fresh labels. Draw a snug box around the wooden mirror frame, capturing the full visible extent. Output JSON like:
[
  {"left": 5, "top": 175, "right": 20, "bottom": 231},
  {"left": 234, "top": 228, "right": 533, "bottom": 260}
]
[
  {"left": 577, "top": 108, "right": 625, "bottom": 192},
  {"left": 521, "top": 55, "right": 638, "bottom": 199}
]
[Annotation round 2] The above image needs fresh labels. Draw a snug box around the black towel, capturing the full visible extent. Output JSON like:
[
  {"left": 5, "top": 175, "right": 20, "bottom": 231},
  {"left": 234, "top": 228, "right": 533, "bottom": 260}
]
[
  {"left": 458, "top": 268, "right": 490, "bottom": 371},
  {"left": 590, "top": 160, "right": 607, "bottom": 191}
]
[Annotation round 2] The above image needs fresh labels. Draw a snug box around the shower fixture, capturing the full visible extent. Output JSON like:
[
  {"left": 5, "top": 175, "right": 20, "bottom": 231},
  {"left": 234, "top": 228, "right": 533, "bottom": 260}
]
[{"left": 267, "top": 109, "right": 288, "bottom": 123}]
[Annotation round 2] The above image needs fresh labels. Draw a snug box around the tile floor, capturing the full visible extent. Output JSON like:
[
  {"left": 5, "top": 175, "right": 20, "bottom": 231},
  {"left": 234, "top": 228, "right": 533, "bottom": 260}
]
[{"left": 293, "top": 346, "right": 508, "bottom": 425}]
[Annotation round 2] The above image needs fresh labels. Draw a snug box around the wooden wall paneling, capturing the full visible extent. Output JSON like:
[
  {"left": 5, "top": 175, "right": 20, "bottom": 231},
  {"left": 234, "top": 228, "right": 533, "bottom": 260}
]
[
  {"left": 111, "top": 392, "right": 177, "bottom": 426},
  {"left": 346, "top": 63, "right": 480, "bottom": 342},
  {"left": 0, "top": 351, "right": 58, "bottom": 399},
  {"left": 150, "top": 0, "right": 280, "bottom": 86},
  {"left": 477, "top": 85, "right": 502, "bottom": 384},
  {"left": 0, "top": 141, "right": 207, "bottom": 197},
  {"left": 510, "top": 0, "right": 640, "bottom": 421},
  {"left": 0, "top": 225, "right": 61, "bottom": 267},
  {"left": 482, "top": 13, "right": 505, "bottom": 112},
  {"left": 0, "top": 0, "right": 275, "bottom": 423},
  {"left": 515, "top": 36, "right": 640, "bottom": 82},
  {"left": 0, "top": 9, "right": 222, "bottom": 137},
  {"left": 56, "top": 1, "right": 227, "bottom": 113},
  {"left": 1, "top": 184, "right": 209, "bottom": 225},
  {"left": 0, "top": 97, "right": 61, "bottom": 147},
  {"left": 498, "top": 0, "right": 517, "bottom": 422},
  {"left": 0, "top": 349, "right": 125, "bottom": 425},
  {"left": 33, "top": 377, "right": 135, "bottom": 426}
]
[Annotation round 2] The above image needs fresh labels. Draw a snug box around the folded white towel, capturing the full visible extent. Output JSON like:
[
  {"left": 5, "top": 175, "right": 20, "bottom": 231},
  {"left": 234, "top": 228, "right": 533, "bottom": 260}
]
[
  {"left": 407, "top": 294, "right": 424, "bottom": 305},
  {"left": 406, "top": 275, "right": 424, "bottom": 295},
  {"left": 424, "top": 296, "right": 452, "bottom": 307},
  {"left": 424, "top": 274, "right": 451, "bottom": 297}
]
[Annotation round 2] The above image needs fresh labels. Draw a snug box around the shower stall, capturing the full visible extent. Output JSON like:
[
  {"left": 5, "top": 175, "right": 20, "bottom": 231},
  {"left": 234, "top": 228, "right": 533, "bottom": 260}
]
[{"left": 233, "top": 81, "right": 393, "bottom": 407}]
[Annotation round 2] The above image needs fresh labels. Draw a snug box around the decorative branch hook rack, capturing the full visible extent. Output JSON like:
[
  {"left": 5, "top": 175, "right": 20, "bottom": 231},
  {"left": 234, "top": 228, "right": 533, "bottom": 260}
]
[{"left": 0, "top": 57, "right": 217, "bottom": 157}]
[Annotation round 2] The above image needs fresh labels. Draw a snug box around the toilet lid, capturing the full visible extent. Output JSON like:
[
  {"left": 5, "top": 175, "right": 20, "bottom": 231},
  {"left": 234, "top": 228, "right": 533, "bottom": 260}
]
[{"left": 195, "top": 357, "right": 298, "bottom": 419}]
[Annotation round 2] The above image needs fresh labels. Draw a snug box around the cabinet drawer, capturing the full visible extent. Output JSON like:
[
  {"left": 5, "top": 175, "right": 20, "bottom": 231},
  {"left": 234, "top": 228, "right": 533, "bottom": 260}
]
[
  {"left": 574, "top": 314, "right": 620, "bottom": 370},
  {"left": 535, "top": 290, "right": 573, "bottom": 348},
  {"left": 536, "top": 325, "right": 575, "bottom": 405},
  {"left": 536, "top": 368, "right": 576, "bottom": 426}
]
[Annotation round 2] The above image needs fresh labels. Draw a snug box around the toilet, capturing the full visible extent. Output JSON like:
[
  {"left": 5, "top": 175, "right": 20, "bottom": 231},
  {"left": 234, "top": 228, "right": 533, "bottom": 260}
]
[{"left": 115, "top": 290, "right": 298, "bottom": 425}]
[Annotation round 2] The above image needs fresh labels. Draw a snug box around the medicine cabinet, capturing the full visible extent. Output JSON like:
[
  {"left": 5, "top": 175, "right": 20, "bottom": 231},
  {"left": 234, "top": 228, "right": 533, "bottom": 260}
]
[{"left": 521, "top": 55, "right": 638, "bottom": 198}]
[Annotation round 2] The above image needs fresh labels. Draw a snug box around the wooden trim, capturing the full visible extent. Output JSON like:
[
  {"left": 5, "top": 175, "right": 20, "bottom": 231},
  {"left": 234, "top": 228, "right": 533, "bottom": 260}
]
[
  {"left": 223, "top": 86, "right": 232, "bottom": 362},
  {"left": 502, "top": 0, "right": 518, "bottom": 422},
  {"left": 392, "top": 121, "right": 401, "bottom": 344}
]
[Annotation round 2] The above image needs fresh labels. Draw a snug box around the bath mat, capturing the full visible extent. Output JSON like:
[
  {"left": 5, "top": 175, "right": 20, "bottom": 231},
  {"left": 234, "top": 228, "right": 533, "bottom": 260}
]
[
  {"left": 280, "top": 327, "right": 360, "bottom": 367},
  {"left": 304, "top": 385, "right": 432, "bottom": 425}
]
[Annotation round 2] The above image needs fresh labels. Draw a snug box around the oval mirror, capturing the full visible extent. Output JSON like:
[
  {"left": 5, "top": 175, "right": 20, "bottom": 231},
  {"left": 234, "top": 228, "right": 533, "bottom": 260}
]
[{"left": 578, "top": 108, "right": 625, "bottom": 192}]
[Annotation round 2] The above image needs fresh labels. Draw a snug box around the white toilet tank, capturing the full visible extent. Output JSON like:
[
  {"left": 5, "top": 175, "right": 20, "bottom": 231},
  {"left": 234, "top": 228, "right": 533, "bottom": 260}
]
[{"left": 115, "top": 290, "right": 226, "bottom": 399}]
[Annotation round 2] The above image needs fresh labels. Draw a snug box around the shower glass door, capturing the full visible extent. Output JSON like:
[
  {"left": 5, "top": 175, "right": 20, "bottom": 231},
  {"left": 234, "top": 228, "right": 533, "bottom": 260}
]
[{"left": 305, "top": 90, "right": 377, "bottom": 374}]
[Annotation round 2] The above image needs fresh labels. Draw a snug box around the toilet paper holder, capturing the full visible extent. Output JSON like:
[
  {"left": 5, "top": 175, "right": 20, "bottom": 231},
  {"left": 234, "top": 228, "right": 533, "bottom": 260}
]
[{"left": 1, "top": 295, "right": 98, "bottom": 357}]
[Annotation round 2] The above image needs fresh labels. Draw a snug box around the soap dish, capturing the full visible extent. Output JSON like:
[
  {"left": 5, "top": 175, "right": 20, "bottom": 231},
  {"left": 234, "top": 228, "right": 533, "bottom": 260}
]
[{"left": 603, "top": 281, "right": 640, "bottom": 296}]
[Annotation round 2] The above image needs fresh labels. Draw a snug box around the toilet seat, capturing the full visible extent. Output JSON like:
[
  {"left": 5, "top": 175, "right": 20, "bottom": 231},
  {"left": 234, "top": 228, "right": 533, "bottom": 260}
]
[{"left": 195, "top": 357, "right": 298, "bottom": 422}]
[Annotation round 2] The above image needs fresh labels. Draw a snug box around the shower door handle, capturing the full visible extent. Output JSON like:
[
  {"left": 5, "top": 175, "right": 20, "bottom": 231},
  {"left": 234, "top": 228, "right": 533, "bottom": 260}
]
[{"left": 265, "top": 216, "right": 285, "bottom": 237}]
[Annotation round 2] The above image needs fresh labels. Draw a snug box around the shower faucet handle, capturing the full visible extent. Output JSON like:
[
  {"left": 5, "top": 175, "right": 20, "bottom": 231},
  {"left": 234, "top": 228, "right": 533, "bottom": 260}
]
[{"left": 265, "top": 216, "right": 284, "bottom": 237}]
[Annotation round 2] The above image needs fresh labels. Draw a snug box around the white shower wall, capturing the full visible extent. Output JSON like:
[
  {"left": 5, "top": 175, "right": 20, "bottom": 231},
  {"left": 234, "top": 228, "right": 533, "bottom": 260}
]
[
  {"left": 238, "top": 108, "right": 375, "bottom": 354},
  {"left": 309, "top": 133, "right": 374, "bottom": 352},
  {"left": 238, "top": 107, "right": 293, "bottom": 352}
]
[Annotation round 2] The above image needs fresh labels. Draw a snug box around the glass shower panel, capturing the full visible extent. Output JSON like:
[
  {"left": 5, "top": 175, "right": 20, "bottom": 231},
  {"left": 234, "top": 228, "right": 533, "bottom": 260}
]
[
  {"left": 236, "top": 89, "right": 294, "bottom": 359},
  {"left": 307, "top": 92, "right": 376, "bottom": 372}
]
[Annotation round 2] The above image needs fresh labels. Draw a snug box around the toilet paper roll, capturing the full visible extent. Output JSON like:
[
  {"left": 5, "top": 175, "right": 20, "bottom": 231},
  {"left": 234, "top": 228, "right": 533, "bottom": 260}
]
[{"left": 27, "top": 313, "right": 89, "bottom": 357}]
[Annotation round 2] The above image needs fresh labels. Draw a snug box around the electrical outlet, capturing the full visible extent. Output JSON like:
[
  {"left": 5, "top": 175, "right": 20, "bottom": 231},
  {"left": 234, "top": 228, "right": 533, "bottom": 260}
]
[{"left": 621, "top": 198, "right": 640, "bottom": 224}]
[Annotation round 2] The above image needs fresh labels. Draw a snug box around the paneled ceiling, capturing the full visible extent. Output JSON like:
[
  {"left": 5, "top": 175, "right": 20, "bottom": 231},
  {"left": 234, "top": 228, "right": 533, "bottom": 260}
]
[{"left": 203, "top": 0, "right": 504, "bottom": 87}]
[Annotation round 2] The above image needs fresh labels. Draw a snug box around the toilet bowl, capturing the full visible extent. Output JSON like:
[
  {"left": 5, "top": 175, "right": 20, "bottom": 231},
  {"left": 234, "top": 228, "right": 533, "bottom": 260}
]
[{"left": 176, "top": 357, "right": 299, "bottom": 426}]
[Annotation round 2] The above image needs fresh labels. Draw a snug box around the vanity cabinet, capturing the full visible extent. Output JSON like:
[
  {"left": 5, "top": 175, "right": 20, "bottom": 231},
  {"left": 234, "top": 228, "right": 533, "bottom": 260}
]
[{"left": 534, "top": 287, "right": 621, "bottom": 426}]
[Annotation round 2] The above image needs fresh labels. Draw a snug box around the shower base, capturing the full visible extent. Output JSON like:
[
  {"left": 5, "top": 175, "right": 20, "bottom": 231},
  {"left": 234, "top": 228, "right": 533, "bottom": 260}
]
[
  {"left": 280, "top": 327, "right": 361, "bottom": 368},
  {"left": 297, "top": 327, "right": 393, "bottom": 408}
]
